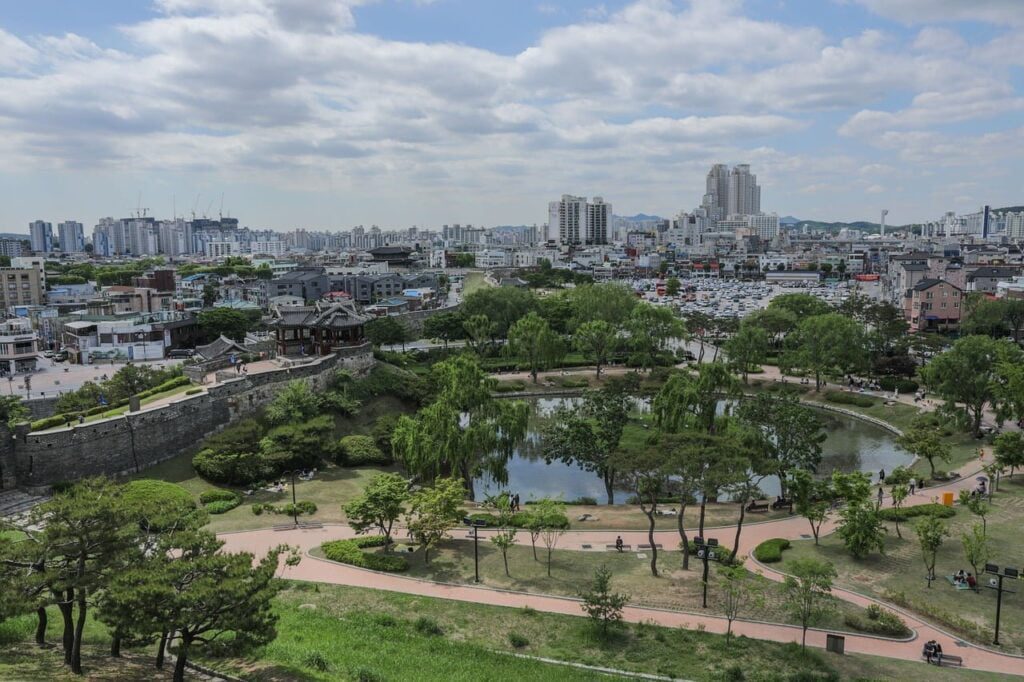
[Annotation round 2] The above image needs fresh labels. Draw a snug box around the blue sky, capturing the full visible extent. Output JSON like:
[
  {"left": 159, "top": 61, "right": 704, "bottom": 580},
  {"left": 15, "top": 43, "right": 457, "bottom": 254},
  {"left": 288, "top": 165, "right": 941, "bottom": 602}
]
[{"left": 0, "top": 0, "right": 1022, "bottom": 231}]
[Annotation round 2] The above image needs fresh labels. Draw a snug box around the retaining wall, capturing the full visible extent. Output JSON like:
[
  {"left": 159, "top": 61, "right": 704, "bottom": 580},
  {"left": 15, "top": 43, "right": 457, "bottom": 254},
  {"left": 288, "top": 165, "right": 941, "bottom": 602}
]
[{"left": 5, "top": 344, "right": 375, "bottom": 493}]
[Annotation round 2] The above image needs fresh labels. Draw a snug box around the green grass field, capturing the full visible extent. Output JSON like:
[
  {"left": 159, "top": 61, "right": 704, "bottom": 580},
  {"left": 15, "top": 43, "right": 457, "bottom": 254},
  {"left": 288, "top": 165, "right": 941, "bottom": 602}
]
[{"left": 778, "top": 474, "right": 1024, "bottom": 654}]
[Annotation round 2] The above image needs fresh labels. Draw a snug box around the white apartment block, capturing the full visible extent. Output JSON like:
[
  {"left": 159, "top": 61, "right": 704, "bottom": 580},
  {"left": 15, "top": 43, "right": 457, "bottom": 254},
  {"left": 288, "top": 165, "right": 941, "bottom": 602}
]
[
  {"left": 204, "top": 241, "right": 238, "bottom": 258},
  {"left": 250, "top": 240, "right": 288, "bottom": 256},
  {"left": 548, "top": 195, "right": 612, "bottom": 246},
  {"left": 747, "top": 213, "right": 779, "bottom": 241},
  {"left": 1007, "top": 212, "right": 1024, "bottom": 240}
]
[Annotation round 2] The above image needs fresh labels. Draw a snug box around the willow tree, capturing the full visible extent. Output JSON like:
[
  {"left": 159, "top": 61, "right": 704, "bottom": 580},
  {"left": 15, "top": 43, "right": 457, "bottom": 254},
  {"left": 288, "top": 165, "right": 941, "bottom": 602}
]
[
  {"left": 392, "top": 355, "right": 528, "bottom": 498},
  {"left": 507, "top": 311, "right": 565, "bottom": 383},
  {"left": 653, "top": 362, "right": 740, "bottom": 435}
]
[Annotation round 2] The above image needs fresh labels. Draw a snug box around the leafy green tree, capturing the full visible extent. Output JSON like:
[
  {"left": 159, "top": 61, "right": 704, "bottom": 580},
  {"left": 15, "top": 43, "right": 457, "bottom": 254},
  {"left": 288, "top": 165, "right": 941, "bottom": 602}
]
[
  {"left": 958, "top": 489, "right": 992, "bottom": 537},
  {"left": 963, "top": 297, "right": 1024, "bottom": 340},
  {"left": 653, "top": 363, "right": 739, "bottom": 435},
  {"left": 769, "top": 293, "right": 832, "bottom": 320},
  {"left": 610, "top": 447, "right": 668, "bottom": 577},
  {"left": 782, "top": 313, "right": 867, "bottom": 390},
  {"left": 264, "top": 379, "right": 322, "bottom": 425},
  {"left": 724, "top": 323, "right": 769, "bottom": 383},
  {"left": 462, "top": 313, "right": 496, "bottom": 354},
  {"left": 343, "top": 473, "right": 410, "bottom": 546},
  {"left": 569, "top": 283, "right": 637, "bottom": 328},
  {"left": 896, "top": 419, "right": 951, "bottom": 477},
  {"left": 993, "top": 361, "right": 1024, "bottom": 429},
  {"left": 201, "top": 283, "right": 217, "bottom": 307},
  {"left": 103, "top": 529, "right": 288, "bottom": 682},
  {"left": 737, "top": 393, "right": 824, "bottom": 499},
  {"left": 994, "top": 431, "right": 1024, "bottom": 478},
  {"left": 889, "top": 484, "right": 909, "bottom": 538},
  {"left": 626, "top": 302, "right": 685, "bottom": 370},
  {"left": 541, "top": 379, "right": 633, "bottom": 504},
  {"left": 921, "top": 335, "right": 1023, "bottom": 436},
  {"left": 535, "top": 498, "right": 567, "bottom": 577},
  {"left": 915, "top": 515, "right": 948, "bottom": 587},
  {"left": 782, "top": 558, "right": 836, "bottom": 649},
  {"left": 506, "top": 311, "right": 565, "bottom": 383},
  {"left": 258, "top": 416, "right": 333, "bottom": 472},
  {"left": 488, "top": 494, "right": 518, "bottom": 577},
  {"left": 745, "top": 307, "right": 798, "bottom": 348},
  {"left": 422, "top": 311, "right": 465, "bottom": 350},
  {"left": 961, "top": 524, "right": 990, "bottom": 592},
  {"left": 365, "top": 316, "right": 410, "bottom": 350},
  {"left": 0, "top": 395, "right": 29, "bottom": 427},
  {"left": 719, "top": 562, "right": 766, "bottom": 641},
  {"left": 574, "top": 319, "right": 618, "bottom": 378},
  {"left": 665, "top": 277, "right": 681, "bottom": 296},
  {"left": 837, "top": 503, "right": 886, "bottom": 559},
  {"left": 391, "top": 355, "right": 529, "bottom": 497},
  {"left": 405, "top": 477, "right": 465, "bottom": 564},
  {"left": 255, "top": 263, "right": 274, "bottom": 279},
  {"left": 197, "top": 308, "right": 259, "bottom": 342},
  {"left": 789, "top": 469, "right": 834, "bottom": 545},
  {"left": 461, "top": 286, "right": 537, "bottom": 338},
  {"left": 579, "top": 566, "right": 627, "bottom": 637}
]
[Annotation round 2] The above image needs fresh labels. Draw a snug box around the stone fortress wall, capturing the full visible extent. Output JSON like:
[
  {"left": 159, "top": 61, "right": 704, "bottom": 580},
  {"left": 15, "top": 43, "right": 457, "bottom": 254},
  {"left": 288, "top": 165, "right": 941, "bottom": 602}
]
[{"left": 0, "top": 345, "right": 375, "bottom": 493}]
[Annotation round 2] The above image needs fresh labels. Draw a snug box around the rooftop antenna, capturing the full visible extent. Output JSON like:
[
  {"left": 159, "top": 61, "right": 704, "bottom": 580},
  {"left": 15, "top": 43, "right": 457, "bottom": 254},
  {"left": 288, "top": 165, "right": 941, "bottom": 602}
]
[
  {"left": 219, "top": 193, "right": 224, "bottom": 221},
  {"left": 191, "top": 193, "right": 201, "bottom": 221},
  {"left": 880, "top": 209, "right": 888, "bottom": 237},
  {"left": 172, "top": 194, "right": 177, "bottom": 221}
]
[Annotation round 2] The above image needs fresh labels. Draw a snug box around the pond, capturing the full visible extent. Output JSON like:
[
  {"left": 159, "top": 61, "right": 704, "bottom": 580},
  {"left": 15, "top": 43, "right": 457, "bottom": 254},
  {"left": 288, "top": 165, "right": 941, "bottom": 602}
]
[{"left": 472, "top": 397, "right": 912, "bottom": 503}]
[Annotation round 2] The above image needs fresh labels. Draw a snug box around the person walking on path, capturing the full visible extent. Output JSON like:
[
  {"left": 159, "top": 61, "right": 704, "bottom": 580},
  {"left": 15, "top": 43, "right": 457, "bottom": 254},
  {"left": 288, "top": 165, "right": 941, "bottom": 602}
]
[{"left": 909, "top": 477, "right": 917, "bottom": 495}]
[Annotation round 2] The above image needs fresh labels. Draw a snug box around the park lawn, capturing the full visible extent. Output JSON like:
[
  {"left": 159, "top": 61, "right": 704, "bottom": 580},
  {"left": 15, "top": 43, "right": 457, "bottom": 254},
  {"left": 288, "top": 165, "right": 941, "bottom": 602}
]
[
  {"left": 777, "top": 473, "right": 1024, "bottom": 654},
  {"left": 320, "top": 538, "right": 874, "bottom": 634},
  {"left": 565, "top": 500, "right": 790, "bottom": 531},
  {"left": 214, "top": 582, "right": 1018, "bottom": 682},
  {"left": 462, "top": 270, "right": 491, "bottom": 296},
  {"left": 0, "top": 646, "right": 171, "bottom": 681}
]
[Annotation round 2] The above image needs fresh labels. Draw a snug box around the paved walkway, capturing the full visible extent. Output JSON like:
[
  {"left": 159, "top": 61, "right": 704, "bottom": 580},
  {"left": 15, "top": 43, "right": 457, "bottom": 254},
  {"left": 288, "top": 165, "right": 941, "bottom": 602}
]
[{"left": 218, "top": 454, "right": 1023, "bottom": 676}]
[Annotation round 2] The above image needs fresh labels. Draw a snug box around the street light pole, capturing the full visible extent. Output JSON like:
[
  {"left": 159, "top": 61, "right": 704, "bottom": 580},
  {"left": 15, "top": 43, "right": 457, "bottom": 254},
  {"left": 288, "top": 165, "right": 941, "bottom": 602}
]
[
  {"left": 290, "top": 470, "right": 298, "bottom": 527},
  {"left": 473, "top": 525, "right": 480, "bottom": 583},
  {"left": 985, "top": 564, "right": 1019, "bottom": 646},
  {"left": 695, "top": 537, "right": 719, "bottom": 609},
  {"left": 994, "top": 573, "right": 1004, "bottom": 646}
]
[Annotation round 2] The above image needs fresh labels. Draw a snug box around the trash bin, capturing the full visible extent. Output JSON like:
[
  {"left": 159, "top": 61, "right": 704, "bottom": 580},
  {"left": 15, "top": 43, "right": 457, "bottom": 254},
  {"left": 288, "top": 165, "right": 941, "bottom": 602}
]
[
  {"left": 941, "top": 491, "right": 954, "bottom": 507},
  {"left": 825, "top": 634, "right": 845, "bottom": 655}
]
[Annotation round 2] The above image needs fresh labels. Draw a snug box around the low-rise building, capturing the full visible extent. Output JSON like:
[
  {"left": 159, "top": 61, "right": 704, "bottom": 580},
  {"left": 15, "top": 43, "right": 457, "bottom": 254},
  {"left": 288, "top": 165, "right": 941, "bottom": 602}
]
[
  {"left": 270, "top": 301, "right": 368, "bottom": 356},
  {"left": 904, "top": 279, "right": 963, "bottom": 333},
  {"left": 0, "top": 267, "right": 45, "bottom": 312},
  {"left": 0, "top": 317, "right": 39, "bottom": 374}
]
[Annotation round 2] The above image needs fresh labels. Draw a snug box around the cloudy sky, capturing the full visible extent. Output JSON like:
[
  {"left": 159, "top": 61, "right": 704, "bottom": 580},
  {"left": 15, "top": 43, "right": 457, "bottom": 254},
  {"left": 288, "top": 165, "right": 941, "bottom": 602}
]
[{"left": 0, "top": 0, "right": 1021, "bottom": 232}]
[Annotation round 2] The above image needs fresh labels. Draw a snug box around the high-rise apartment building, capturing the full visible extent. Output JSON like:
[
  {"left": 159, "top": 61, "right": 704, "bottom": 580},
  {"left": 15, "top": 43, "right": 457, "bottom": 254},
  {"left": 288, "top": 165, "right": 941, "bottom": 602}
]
[
  {"left": 747, "top": 213, "right": 779, "bottom": 241},
  {"left": 702, "top": 164, "right": 730, "bottom": 220},
  {"left": 29, "top": 220, "right": 53, "bottom": 253},
  {"left": 728, "top": 164, "right": 761, "bottom": 216},
  {"left": 57, "top": 221, "right": 85, "bottom": 252},
  {"left": 548, "top": 195, "right": 611, "bottom": 245},
  {"left": 1005, "top": 212, "right": 1024, "bottom": 240}
]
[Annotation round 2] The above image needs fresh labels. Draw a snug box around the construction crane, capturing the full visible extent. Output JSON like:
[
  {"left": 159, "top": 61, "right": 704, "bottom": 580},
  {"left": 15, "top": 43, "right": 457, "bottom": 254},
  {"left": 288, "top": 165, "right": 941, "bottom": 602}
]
[{"left": 134, "top": 192, "right": 150, "bottom": 219}]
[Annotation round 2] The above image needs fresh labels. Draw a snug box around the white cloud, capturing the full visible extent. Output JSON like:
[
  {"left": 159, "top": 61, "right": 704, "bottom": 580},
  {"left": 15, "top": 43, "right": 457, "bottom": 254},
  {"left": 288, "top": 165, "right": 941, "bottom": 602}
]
[{"left": 852, "top": 0, "right": 1024, "bottom": 26}]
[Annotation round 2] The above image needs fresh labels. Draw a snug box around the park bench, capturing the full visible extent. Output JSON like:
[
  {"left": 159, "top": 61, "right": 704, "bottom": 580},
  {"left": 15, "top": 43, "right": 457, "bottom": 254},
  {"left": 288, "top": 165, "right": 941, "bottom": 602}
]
[
  {"left": 771, "top": 498, "right": 793, "bottom": 512},
  {"left": 746, "top": 501, "right": 770, "bottom": 513},
  {"left": 637, "top": 544, "right": 663, "bottom": 550},
  {"left": 921, "top": 653, "right": 963, "bottom": 667},
  {"left": 606, "top": 544, "right": 631, "bottom": 551},
  {"left": 272, "top": 522, "right": 324, "bottom": 531}
]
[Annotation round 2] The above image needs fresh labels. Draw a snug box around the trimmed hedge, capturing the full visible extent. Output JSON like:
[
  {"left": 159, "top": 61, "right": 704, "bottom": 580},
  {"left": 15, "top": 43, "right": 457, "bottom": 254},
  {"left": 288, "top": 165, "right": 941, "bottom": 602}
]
[
  {"left": 252, "top": 501, "right": 318, "bottom": 516},
  {"left": 824, "top": 391, "right": 876, "bottom": 408},
  {"left": 30, "top": 415, "right": 72, "bottom": 431},
  {"left": 464, "top": 511, "right": 570, "bottom": 530},
  {"left": 200, "top": 489, "right": 240, "bottom": 504},
  {"left": 844, "top": 604, "right": 911, "bottom": 638},
  {"left": 493, "top": 380, "right": 527, "bottom": 393},
  {"left": 321, "top": 536, "right": 410, "bottom": 572},
  {"left": 753, "top": 538, "right": 791, "bottom": 563},
  {"left": 337, "top": 435, "right": 391, "bottom": 467},
  {"left": 135, "top": 375, "right": 191, "bottom": 400},
  {"left": 878, "top": 377, "right": 918, "bottom": 393},
  {"left": 878, "top": 503, "right": 955, "bottom": 521},
  {"left": 29, "top": 377, "right": 192, "bottom": 431}
]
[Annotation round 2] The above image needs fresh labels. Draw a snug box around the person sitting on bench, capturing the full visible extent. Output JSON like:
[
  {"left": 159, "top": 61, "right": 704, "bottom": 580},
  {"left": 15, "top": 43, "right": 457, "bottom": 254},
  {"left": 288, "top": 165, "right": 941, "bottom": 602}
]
[
  {"left": 923, "top": 640, "right": 936, "bottom": 663},
  {"left": 933, "top": 642, "right": 943, "bottom": 665},
  {"left": 615, "top": 536, "right": 624, "bottom": 552}
]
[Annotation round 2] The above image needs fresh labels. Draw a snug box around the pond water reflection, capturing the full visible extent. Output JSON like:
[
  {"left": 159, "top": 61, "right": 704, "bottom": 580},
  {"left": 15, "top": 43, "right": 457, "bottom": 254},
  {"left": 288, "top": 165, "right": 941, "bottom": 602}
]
[{"left": 472, "top": 397, "right": 911, "bottom": 503}]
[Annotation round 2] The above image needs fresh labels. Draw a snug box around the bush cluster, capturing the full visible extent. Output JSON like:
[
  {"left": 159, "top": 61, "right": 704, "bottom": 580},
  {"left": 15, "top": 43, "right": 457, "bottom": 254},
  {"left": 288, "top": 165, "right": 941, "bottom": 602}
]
[
  {"left": 463, "top": 511, "right": 570, "bottom": 529},
  {"left": 200, "top": 489, "right": 239, "bottom": 504},
  {"left": 877, "top": 377, "right": 919, "bottom": 393},
  {"left": 320, "top": 536, "right": 410, "bottom": 572},
  {"left": 337, "top": 435, "right": 391, "bottom": 467},
  {"left": 251, "top": 500, "right": 318, "bottom": 516},
  {"left": 844, "top": 604, "right": 911, "bottom": 638},
  {"left": 121, "top": 479, "right": 196, "bottom": 531},
  {"left": 204, "top": 498, "right": 241, "bottom": 515},
  {"left": 752, "top": 538, "right": 791, "bottom": 563},
  {"left": 30, "top": 375, "right": 192, "bottom": 431},
  {"left": 493, "top": 380, "right": 527, "bottom": 393},
  {"left": 877, "top": 503, "right": 955, "bottom": 521},
  {"left": 823, "top": 391, "right": 876, "bottom": 408}
]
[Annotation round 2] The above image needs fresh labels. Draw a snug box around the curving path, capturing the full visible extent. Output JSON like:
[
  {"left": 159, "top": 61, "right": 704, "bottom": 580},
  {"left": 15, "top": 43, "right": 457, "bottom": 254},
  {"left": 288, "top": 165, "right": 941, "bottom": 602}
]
[{"left": 219, "top": 454, "right": 1023, "bottom": 676}]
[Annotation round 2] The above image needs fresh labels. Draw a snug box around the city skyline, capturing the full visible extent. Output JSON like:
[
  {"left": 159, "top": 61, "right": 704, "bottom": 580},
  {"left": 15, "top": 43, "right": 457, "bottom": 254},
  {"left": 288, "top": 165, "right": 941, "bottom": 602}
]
[{"left": 0, "top": 1, "right": 1022, "bottom": 230}]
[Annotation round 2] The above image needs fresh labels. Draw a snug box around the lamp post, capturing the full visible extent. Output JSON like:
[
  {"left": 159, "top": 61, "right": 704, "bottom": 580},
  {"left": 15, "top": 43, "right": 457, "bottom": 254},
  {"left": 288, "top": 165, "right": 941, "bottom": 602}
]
[
  {"left": 985, "top": 564, "right": 1019, "bottom": 645},
  {"left": 464, "top": 517, "right": 482, "bottom": 583},
  {"left": 694, "top": 536, "right": 720, "bottom": 609},
  {"left": 282, "top": 470, "right": 300, "bottom": 527}
]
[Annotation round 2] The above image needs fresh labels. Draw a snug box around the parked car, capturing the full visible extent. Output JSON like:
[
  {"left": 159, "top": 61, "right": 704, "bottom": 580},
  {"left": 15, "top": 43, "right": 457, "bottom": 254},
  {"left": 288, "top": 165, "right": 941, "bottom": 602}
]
[{"left": 167, "top": 349, "right": 195, "bottom": 359}]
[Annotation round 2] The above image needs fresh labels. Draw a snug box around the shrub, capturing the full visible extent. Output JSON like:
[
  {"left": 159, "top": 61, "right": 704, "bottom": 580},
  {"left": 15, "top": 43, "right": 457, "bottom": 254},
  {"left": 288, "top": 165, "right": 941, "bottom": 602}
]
[
  {"left": 493, "top": 380, "right": 527, "bottom": 393},
  {"left": 414, "top": 616, "right": 444, "bottom": 636},
  {"left": 251, "top": 503, "right": 265, "bottom": 515},
  {"left": 200, "top": 489, "right": 239, "bottom": 504},
  {"left": 883, "top": 466, "right": 913, "bottom": 485},
  {"left": 204, "top": 497, "right": 241, "bottom": 515},
  {"left": 302, "top": 651, "right": 330, "bottom": 672},
  {"left": 878, "top": 377, "right": 919, "bottom": 393},
  {"left": 281, "top": 501, "right": 318, "bottom": 516},
  {"left": 824, "top": 391, "right": 876, "bottom": 408},
  {"left": 556, "top": 378, "right": 589, "bottom": 389},
  {"left": 753, "top": 538, "right": 791, "bottom": 563},
  {"left": 525, "top": 496, "right": 596, "bottom": 506},
  {"left": 844, "top": 605, "right": 911, "bottom": 638},
  {"left": 321, "top": 537, "right": 410, "bottom": 572},
  {"left": 508, "top": 632, "right": 530, "bottom": 648},
  {"left": 337, "top": 435, "right": 391, "bottom": 467},
  {"left": 30, "top": 415, "right": 72, "bottom": 431},
  {"left": 463, "top": 511, "right": 569, "bottom": 529},
  {"left": 185, "top": 388, "right": 203, "bottom": 395},
  {"left": 135, "top": 375, "right": 192, "bottom": 400},
  {"left": 877, "top": 503, "right": 954, "bottom": 521}
]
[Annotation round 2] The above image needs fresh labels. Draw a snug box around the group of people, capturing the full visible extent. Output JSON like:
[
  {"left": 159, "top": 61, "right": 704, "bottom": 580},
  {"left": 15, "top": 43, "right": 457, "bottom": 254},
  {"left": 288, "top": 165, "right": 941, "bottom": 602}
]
[
  {"left": 507, "top": 492, "right": 521, "bottom": 512},
  {"left": 953, "top": 569, "right": 977, "bottom": 589},
  {"left": 877, "top": 469, "right": 918, "bottom": 497},
  {"left": 848, "top": 376, "right": 882, "bottom": 391},
  {"left": 923, "top": 640, "right": 945, "bottom": 665},
  {"left": 969, "top": 479, "right": 987, "bottom": 498}
]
